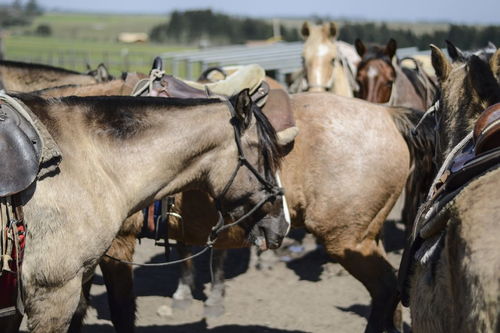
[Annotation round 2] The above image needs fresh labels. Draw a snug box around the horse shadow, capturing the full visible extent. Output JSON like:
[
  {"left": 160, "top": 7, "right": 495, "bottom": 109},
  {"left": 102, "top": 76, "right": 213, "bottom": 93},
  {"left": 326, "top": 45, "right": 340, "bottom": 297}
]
[
  {"left": 90, "top": 246, "right": 252, "bottom": 321},
  {"left": 336, "top": 304, "right": 411, "bottom": 333},
  {"left": 83, "top": 319, "right": 309, "bottom": 333}
]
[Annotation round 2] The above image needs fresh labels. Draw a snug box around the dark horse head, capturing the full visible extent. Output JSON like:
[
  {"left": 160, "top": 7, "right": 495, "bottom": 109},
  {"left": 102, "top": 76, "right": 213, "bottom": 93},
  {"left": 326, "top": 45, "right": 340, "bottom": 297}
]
[{"left": 354, "top": 38, "right": 397, "bottom": 103}]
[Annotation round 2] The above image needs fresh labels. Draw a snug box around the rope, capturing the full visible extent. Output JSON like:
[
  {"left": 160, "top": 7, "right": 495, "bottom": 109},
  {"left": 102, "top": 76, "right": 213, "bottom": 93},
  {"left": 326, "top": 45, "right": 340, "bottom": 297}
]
[
  {"left": 131, "top": 69, "right": 165, "bottom": 96},
  {"left": 104, "top": 243, "right": 212, "bottom": 267}
]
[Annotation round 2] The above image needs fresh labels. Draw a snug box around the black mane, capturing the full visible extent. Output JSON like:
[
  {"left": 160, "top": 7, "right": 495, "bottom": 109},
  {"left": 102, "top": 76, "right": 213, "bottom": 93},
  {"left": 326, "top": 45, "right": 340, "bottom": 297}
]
[
  {"left": 228, "top": 94, "right": 281, "bottom": 174},
  {"left": 0, "top": 60, "right": 82, "bottom": 75}
]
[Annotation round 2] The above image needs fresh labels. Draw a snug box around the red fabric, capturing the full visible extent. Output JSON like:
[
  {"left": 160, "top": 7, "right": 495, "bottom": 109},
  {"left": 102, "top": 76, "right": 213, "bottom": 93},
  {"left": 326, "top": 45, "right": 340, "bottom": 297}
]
[{"left": 0, "top": 223, "right": 25, "bottom": 310}]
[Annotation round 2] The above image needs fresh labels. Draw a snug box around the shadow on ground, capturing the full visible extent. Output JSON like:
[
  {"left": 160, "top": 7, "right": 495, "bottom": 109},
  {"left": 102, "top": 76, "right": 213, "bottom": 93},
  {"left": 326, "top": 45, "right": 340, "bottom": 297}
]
[{"left": 84, "top": 319, "right": 309, "bottom": 333}]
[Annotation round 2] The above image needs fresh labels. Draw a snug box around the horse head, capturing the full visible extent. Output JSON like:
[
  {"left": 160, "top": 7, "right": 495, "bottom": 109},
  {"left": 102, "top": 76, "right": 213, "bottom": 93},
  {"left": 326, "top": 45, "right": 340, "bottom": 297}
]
[
  {"left": 355, "top": 39, "right": 397, "bottom": 103},
  {"left": 206, "top": 89, "right": 297, "bottom": 250},
  {"left": 301, "top": 21, "right": 339, "bottom": 92},
  {"left": 430, "top": 44, "right": 500, "bottom": 165}
]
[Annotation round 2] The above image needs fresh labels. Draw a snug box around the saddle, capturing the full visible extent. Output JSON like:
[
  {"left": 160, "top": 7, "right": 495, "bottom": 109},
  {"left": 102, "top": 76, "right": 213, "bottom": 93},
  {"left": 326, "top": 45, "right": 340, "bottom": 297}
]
[
  {"left": 0, "top": 100, "right": 41, "bottom": 196},
  {"left": 474, "top": 103, "right": 500, "bottom": 154},
  {"left": 398, "top": 102, "right": 500, "bottom": 306}
]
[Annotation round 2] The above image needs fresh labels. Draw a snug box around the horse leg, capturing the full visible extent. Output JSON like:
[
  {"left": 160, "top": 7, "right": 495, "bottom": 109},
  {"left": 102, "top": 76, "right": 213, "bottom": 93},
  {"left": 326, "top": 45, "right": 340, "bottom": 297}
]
[
  {"left": 25, "top": 276, "right": 82, "bottom": 333},
  {"left": 319, "top": 191, "right": 402, "bottom": 333},
  {"left": 204, "top": 249, "right": 227, "bottom": 318},
  {"left": 67, "top": 276, "right": 93, "bottom": 333},
  {"left": 329, "top": 238, "right": 401, "bottom": 333},
  {"left": 172, "top": 242, "right": 195, "bottom": 310},
  {"left": 99, "top": 233, "right": 137, "bottom": 333}
]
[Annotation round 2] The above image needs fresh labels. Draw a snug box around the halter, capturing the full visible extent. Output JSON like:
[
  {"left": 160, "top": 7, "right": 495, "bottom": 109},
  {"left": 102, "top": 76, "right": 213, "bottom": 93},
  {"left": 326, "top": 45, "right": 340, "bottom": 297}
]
[
  {"left": 105, "top": 99, "right": 284, "bottom": 267},
  {"left": 208, "top": 100, "right": 284, "bottom": 244}
]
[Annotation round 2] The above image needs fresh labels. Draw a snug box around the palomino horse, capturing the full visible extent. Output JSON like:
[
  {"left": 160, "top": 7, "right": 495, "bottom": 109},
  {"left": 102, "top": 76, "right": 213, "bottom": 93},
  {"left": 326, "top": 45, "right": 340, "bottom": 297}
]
[
  {"left": 399, "top": 46, "right": 500, "bottom": 332},
  {"left": 0, "top": 60, "right": 113, "bottom": 92},
  {"left": 354, "top": 38, "right": 438, "bottom": 230},
  {"left": 289, "top": 22, "right": 359, "bottom": 96},
  {"left": 0, "top": 90, "right": 293, "bottom": 333},
  {"left": 99, "top": 91, "right": 435, "bottom": 333}
]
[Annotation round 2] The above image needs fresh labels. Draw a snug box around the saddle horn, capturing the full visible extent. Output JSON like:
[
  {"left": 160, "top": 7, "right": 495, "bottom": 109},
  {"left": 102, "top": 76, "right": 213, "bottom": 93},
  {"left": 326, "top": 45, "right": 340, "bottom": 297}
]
[{"left": 152, "top": 57, "right": 163, "bottom": 71}]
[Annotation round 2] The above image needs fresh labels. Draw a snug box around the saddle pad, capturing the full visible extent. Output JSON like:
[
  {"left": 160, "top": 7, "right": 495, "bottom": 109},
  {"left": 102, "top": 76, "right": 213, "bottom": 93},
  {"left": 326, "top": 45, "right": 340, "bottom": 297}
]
[{"left": 185, "top": 64, "right": 265, "bottom": 97}]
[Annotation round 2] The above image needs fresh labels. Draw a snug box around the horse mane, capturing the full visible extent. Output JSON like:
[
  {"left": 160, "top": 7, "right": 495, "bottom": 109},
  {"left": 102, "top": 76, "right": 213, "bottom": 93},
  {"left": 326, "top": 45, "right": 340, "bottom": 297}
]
[
  {"left": 228, "top": 94, "right": 281, "bottom": 174},
  {"left": 0, "top": 60, "right": 82, "bottom": 75}
]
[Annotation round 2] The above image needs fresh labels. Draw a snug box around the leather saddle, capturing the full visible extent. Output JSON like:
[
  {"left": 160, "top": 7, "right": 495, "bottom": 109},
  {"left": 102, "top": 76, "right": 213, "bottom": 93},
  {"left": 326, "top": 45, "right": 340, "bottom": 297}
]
[
  {"left": 474, "top": 103, "right": 500, "bottom": 154},
  {"left": 0, "top": 101, "right": 41, "bottom": 196}
]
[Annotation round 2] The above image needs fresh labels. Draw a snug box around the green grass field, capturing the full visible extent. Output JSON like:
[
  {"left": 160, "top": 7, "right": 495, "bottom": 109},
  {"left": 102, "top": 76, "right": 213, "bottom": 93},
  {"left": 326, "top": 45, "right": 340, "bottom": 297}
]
[{"left": 3, "top": 13, "right": 193, "bottom": 75}]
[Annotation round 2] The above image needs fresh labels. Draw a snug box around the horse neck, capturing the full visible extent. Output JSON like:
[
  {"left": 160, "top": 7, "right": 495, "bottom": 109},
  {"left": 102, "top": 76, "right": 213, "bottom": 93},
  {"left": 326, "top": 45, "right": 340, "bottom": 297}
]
[{"left": 44, "top": 99, "right": 234, "bottom": 218}]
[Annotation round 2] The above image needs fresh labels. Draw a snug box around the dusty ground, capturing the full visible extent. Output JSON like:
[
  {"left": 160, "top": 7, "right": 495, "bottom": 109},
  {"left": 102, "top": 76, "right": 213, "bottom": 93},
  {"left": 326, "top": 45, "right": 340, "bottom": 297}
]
[{"left": 21, "top": 198, "right": 410, "bottom": 333}]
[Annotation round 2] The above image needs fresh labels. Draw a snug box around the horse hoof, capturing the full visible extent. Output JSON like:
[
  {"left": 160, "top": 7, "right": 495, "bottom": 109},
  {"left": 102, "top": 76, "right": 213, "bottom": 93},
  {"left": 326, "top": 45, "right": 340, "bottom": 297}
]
[
  {"left": 172, "top": 297, "right": 193, "bottom": 310},
  {"left": 203, "top": 303, "right": 225, "bottom": 318}
]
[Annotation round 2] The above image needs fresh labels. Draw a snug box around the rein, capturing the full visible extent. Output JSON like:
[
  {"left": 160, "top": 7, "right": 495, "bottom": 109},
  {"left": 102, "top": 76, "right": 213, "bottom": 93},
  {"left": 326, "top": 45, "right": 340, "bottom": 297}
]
[{"left": 104, "top": 99, "right": 283, "bottom": 267}]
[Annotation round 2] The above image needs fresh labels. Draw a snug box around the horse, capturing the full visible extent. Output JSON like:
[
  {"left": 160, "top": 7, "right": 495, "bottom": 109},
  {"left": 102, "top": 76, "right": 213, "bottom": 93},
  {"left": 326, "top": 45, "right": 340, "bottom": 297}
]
[
  {"left": 399, "top": 46, "right": 500, "bottom": 332},
  {"left": 0, "top": 60, "right": 113, "bottom": 92},
  {"left": 98, "top": 91, "right": 435, "bottom": 333},
  {"left": 288, "top": 22, "right": 360, "bottom": 96},
  {"left": 354, "top": 38, "right": 436, "bottom": 110},
  {"left": 0, "top": 90, "right": 294, "bottom": 333},
  {"left": 354, "top": 38, "right": 438, "bottom": 232}
]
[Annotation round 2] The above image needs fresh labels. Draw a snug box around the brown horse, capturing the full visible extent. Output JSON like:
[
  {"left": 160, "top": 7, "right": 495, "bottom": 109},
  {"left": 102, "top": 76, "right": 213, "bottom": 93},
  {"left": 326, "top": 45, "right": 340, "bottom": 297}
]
[
  {"left": 100, "top": 92, "right": 435, "bottom": 333},
  {"left": 355, "top": 38, "right": 436, "bottom": 110},
  {"left": 289, "top": 22, "right": 359, "bottom": 96},
  {"left": 0, "top": 91, "right": 292, "bottom": 333},
  {"left": 0, "top": 60, "right": 113, "bottom": 92},
  {"left": 400, "top": 46, "right": 500, "bottom": 332}
]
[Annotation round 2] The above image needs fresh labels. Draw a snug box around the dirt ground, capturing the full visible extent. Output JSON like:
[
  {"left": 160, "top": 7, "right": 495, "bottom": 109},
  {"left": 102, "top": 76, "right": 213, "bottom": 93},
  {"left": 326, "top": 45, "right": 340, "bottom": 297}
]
[{"left": 20, "top": 198, "right": 410, "bottom": 333}]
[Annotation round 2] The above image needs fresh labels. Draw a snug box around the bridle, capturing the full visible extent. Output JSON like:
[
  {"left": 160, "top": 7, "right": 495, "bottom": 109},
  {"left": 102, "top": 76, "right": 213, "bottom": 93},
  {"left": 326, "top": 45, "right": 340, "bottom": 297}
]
[
  {"left": 104, "top": 98, "right": 284, "bottom": 267},
  {"left": 208, "top": 100, "right": 284, "bottom": 244}
]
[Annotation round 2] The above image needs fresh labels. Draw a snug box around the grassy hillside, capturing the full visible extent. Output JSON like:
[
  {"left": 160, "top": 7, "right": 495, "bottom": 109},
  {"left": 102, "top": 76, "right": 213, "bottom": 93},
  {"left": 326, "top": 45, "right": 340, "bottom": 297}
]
[{"left": 3, "top": 12, "right": 191, "bottom": 75}]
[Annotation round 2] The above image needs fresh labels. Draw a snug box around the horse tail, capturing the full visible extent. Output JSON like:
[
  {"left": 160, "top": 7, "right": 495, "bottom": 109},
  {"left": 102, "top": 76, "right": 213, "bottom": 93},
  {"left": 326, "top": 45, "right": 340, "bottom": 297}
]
[{"left": 390, "top": 107, "right": 436, "bottom": 233}]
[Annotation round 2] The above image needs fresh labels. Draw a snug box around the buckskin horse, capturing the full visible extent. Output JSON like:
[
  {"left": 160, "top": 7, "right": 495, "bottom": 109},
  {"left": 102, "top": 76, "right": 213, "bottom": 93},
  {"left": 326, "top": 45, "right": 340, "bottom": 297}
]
[
  {"left": 288, "top": 22, "right": 360, "bottom": 96},
  {"left": 0, "top": 89, "right": 294, "bottom": 333},
  {"left": 398, "top": 46, "right": 500, "bottom": 332},
  {"left": 0, "top": 60, "right": 113, "bottom": 92},
  {"left": 98, "top": 90, "right": 435, "bottom": 332}
]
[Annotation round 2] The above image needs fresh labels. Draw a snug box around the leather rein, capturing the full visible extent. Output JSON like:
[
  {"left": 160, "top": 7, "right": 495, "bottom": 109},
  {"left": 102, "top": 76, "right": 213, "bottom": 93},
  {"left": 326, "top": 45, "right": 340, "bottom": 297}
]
[{"left": 104, "top": 99, "right": 283, "bottom": 267}]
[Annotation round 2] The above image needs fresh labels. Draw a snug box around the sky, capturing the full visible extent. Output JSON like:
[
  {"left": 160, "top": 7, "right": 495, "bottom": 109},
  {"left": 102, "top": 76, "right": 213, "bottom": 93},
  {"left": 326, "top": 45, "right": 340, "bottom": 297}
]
[{"left": 2, "top": 0, "right": 500, "bottom": 24}]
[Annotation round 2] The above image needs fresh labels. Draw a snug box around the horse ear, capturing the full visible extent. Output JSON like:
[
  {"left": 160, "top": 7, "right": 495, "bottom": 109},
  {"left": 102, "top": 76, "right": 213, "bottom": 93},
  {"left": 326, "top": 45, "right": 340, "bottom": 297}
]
[
  {"left": 445, "top": 40, "right": 465, "bottom": 62},
  {"left": 469, "top": 55, "right": 500, "bottom": 105},
  {"left": 384, "top": 39, "right": 397, "bottom": 59},
  {"left": 234, "top": 89, "right": 253, "bottom": 130},
  {"left": 301, "top": 22, "right": 310, "bottom": 38},
  {"left": 323, "top": 22, "right": 337, "bottom": 39},
  {"left": 95, "top": 64, "right": 112, "bottom": 82},
  {"left": 355, "top": 39, "right": 366, "bottom": 57},
  {"left": 430, "top": 44, "right": 451, "bottom": 82},
  {"left": 490, "top": 48, "right": 500, "bottom": 80}
]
